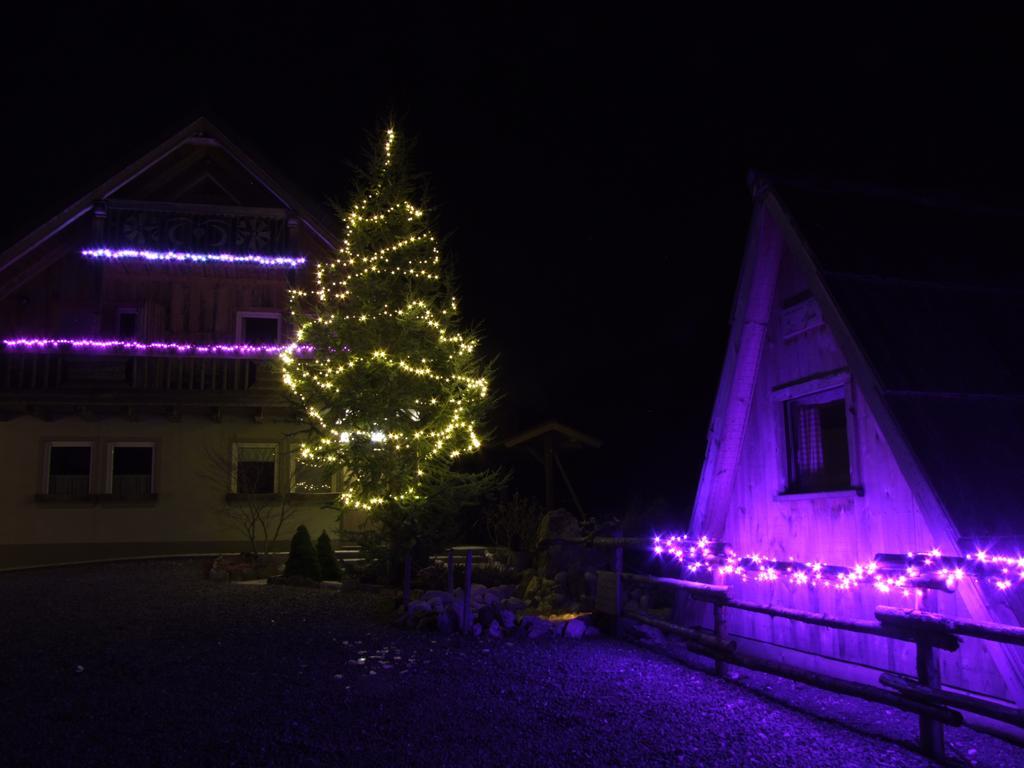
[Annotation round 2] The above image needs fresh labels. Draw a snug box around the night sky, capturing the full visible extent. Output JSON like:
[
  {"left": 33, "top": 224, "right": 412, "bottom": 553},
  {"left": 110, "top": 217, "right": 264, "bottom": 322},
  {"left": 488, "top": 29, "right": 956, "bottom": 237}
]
[{"left": 4, "top": 7, "right": 1024, "bottom": 520}]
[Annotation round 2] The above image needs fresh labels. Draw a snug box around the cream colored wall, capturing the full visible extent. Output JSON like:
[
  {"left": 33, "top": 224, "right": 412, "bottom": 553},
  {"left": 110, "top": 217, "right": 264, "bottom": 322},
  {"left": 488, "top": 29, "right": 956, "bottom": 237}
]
[{"left": 0, "top": 415, "right": 367, "bottom": 552}]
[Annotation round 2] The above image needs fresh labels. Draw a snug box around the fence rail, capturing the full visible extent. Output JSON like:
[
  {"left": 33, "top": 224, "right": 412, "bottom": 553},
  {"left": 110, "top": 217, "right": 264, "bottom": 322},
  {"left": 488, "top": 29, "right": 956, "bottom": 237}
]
[{"left": 542, "top": 535, "right": 1024, "bottom": 760}]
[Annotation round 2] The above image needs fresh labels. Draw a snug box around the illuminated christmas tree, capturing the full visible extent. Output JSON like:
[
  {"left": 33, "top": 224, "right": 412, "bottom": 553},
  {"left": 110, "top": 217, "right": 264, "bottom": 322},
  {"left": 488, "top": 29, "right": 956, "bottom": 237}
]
[{"left": 281, "top": 127, "right": 491, "bottom": 528}]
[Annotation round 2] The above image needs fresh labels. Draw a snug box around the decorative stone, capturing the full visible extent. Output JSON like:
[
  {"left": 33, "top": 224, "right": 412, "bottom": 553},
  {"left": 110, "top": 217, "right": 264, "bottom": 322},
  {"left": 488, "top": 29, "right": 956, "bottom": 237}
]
[
  {"left": 436, "top": 610, "right": 453, "bottom": 635},
  {"left": 487, "top": 620, "right": 503, "bottom": 639},
  {"left": 564, "top": 619, "right": 586, "bottom": 639},
  {"left": 504, "top": 597, "right": 527, "bottom": 612},
  {"left": 407, "top": 600, "right": 431, "bottom": 617},
  {"left": 498, "top": 608, "right": 516, "bottom": 630}
]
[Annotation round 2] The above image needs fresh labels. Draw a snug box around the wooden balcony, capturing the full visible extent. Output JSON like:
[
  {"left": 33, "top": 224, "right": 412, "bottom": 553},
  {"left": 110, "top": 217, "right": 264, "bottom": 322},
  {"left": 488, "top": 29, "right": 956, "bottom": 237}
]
[{"left": 0, "top": 351, "right": 290, "bottom": 414}]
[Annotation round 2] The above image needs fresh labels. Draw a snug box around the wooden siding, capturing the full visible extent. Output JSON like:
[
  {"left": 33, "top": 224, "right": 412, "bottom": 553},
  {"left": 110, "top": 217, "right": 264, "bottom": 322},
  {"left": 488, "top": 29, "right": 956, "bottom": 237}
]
[{"left": 712, "top": 242, "right": 1011, "bottom": 700}]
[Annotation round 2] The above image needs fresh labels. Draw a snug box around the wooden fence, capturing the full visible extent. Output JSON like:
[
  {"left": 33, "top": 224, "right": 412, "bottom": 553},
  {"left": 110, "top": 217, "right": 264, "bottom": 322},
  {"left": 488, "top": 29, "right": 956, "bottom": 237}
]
[{"left": 543, "top": 536, "right": 1024, "bottom": 760}]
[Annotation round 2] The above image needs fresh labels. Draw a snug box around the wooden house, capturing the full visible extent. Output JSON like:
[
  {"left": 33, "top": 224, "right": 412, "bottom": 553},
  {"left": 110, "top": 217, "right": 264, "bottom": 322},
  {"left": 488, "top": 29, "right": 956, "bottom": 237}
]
[
  {"left": 0, "top": 118, "right": 362, "bottom": 568},
  {"left": 690, "top": 175, "right": 1024, "bottom": 717}
]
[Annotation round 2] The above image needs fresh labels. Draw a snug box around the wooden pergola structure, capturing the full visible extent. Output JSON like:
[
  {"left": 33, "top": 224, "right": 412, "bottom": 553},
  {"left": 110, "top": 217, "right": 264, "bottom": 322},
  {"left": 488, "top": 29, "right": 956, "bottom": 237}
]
[{"left": 504, "top": 420, "right": 601, "bottom": 513}]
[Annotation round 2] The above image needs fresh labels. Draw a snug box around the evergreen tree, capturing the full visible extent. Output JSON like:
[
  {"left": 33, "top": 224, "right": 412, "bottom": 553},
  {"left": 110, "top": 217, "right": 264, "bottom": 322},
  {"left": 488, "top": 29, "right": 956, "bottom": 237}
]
[
  {"left": 281, "top": 127, "right": 493, "bottom": 545},
  {"left": 283, "top": 525, "right": 321, "bottom": 580},
  {"left": 316, "top": 530, "right": 343, "bottom": 581}
]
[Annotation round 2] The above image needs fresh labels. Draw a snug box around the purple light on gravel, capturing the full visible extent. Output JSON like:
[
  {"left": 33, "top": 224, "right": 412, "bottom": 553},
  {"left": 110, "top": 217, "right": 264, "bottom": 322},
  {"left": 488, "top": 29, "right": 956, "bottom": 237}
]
[
  {"left": 82, "top": 248, "right": 306, "bottom": 269},
  {"left": 3, "top": 338, "right": 314, "bottom": 357}
]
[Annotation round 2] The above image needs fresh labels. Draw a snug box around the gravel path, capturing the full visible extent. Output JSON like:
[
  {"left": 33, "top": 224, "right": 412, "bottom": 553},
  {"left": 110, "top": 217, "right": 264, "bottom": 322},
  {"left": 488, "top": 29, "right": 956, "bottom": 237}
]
[{"left": 0, "top": 560, "right": 1020, "bottom": 767}]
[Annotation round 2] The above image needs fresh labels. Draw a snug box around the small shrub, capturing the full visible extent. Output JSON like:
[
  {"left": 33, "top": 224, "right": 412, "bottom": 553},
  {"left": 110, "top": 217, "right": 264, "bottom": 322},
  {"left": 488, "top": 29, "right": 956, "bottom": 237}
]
[
  {"left": 284, "top": 525, "right": 321, "bottom": 581},
  {"left": 317, "top": 530, "right": 343, "bottom": 581}
]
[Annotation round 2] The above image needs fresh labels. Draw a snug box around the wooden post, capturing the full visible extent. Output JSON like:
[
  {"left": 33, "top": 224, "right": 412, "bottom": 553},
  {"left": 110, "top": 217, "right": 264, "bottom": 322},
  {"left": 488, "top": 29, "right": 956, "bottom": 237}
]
[
  {"left": 402, "top": 550, "right": 412, "bottom": 608},
  {"left": 713, "top": 601, "right": 729, "bottom": 677},
  {"left": 712, "top": 567, "right": 729, "bottom": 677},
  {"left": 447, "top": 549, "right": 454, "bottom": 596},
  {"left": 462, "top": 550, "right": 473, "bottom": 635},
  {"left": 543, "top": 435, "right": 554, "bottom": 510},
  {"left": 916, "top": 639, "right": 944, "bottom": 760},
  {"left": 613, "top": 532, "right": 624, "bottom": 638}
]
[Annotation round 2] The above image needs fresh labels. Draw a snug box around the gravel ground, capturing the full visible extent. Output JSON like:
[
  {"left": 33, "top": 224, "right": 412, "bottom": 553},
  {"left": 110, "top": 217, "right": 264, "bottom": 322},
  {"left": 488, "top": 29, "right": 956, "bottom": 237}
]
[{"left": 0, "top": 560, "right": 1021, "bottom": 767}]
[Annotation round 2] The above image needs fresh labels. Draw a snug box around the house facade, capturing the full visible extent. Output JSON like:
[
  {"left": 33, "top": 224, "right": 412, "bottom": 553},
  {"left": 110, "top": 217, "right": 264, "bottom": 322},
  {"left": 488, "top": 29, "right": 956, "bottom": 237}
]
[
  {"left": 0, "top": 119, "right": 362, "bottom": 568},
  {"left": 690, "top": 175, "right": 1024, "bottom": 717}
]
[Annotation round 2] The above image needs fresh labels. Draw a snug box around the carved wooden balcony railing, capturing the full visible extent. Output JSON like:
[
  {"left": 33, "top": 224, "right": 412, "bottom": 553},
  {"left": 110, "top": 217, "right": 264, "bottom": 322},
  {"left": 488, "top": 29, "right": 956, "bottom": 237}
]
[{"left": 0, "top": 351, "right": 288, "bottom": 409}]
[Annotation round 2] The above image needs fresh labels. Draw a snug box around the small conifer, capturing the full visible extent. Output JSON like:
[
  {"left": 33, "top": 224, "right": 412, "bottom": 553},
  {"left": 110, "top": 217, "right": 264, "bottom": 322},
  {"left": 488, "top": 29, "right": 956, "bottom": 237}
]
[
  {"left": 284, "top": 525, "right": 321, "bottom": 580},
  {"left": 317, "top": 530, "right": 343, "bottom": 581}
]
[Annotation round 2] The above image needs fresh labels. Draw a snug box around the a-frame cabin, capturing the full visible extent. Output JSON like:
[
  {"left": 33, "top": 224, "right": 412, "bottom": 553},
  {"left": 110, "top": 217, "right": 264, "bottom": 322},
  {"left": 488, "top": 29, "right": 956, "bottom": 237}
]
[
  {"left": 0, "top": 118, "right": 357, "bottom": 568},
  {"left": 691, "top": 174, "right": 1024, "bottom": 718}
]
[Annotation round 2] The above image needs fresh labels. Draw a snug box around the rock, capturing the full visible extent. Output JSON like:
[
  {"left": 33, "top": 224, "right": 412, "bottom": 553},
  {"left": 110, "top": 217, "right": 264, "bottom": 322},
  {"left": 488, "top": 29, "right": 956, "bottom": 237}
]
[
  {"left": 630, "top": 622, "right": 665, "bottom": 644},
  {"left": 436, "top": 610, "right": 453, "bottom": 635},
  {"left": 319, "top": 580, "right": 343, "bottom": 590},
  {"left": 523, "top": 616, "right": 554, "bottom": 639},
  {"left": 584, "top": 626, "right": 601, "bottom": 638},
  {"left": 406, "top": 600, "right": 432, "bottom": 617},
  {"left": 472, "top": 622, "right": 482, "bottom": 638},
  {"left": 553, "top": 571, "right": 568, "bottom": 586},
  {"left": 564, "top": 618, "right": 586, "bottom": 639},
  {"left": 488, "top": 584, "right": 517, "bottom": 600},
  {"left": 470, "top": 583, "right": 487, "bottom": 595},
  {"left": 498, "top": 608, "right": 516, "bottom": 630},
  {"left": 504, "top": 597, "right": 527, "bottom": 612},
  {"left": 427, "top": 598, "right": 444, "bottom": 612},
  {"left": 422, "top": 590, "right": 450, "bottom": 604},
  {"left": 487, "top": 620, "right": 503, "bottom": 639},
  {"left": 476, "top": 606, "right": 496, "bottom": 630}
]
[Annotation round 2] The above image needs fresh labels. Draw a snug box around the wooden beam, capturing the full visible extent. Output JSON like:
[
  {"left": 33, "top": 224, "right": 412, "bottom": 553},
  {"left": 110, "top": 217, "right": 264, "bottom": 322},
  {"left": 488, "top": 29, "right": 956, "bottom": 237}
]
[
  {"left": 621, "top": 610, "right": 735, "bottom": 653},
  {"left": 877, "top": 606, "right": 1024, "bottom": 648},
  {"left": 688, "top": 643, "right": 964, "bottom": 727},
  {"left": 880, "top": 672, "right": 1024, "bottom": 729}
]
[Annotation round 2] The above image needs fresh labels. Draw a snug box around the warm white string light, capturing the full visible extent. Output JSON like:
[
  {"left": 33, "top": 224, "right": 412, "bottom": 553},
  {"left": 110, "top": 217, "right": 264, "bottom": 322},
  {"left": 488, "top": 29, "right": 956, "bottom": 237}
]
[{"left": 281, "top": 127, "right": 489, "bottom": 512}]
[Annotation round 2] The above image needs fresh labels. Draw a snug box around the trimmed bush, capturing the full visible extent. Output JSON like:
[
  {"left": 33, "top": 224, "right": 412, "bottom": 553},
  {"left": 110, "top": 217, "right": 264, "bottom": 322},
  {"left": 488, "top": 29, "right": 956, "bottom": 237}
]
[
  {"left": 284, "top": 525, "right": 321, "bottom": 580},
  {"left": 317, "top": 530, "right": 343, "bottom": 581}
]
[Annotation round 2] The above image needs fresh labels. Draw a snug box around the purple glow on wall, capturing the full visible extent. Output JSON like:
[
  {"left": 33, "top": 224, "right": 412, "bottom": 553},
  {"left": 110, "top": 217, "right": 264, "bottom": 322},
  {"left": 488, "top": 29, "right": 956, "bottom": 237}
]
[
  {"left": 653, "top": 534, "right": 1024, "bottom": 597},
  {"left": 3, "top": 337, "right": 314, "bottom": 357},
  {"left": 81, "top": 248, "right": 306, "bottom": 269}
]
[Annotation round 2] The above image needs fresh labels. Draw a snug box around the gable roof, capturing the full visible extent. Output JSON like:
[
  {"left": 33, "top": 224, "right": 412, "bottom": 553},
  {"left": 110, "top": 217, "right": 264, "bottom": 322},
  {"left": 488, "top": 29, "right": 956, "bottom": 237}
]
[
  {"left": 771, "top": 179, "right": 1024, "bottom": 540},
  {"left": 0, "top": 117, "right": 340, "bottom": 276}
]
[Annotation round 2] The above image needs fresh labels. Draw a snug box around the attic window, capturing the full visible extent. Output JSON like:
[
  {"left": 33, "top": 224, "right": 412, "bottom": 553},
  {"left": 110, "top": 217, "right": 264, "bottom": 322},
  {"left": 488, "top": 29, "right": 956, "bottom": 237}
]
[
  {"left": 237, "top": 312, "right": 281, "bottom": 344},
  {"left": 785, "top": 389, "right": 851, "bottom": 492},
  {"left": 117, "top": 309, "right": 138, "bottom": 340}
]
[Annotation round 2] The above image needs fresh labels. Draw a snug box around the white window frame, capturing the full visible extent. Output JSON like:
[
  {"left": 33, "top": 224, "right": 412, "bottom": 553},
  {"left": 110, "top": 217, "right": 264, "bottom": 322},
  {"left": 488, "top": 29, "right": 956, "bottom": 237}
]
[
  {"left": 288, "top": 443, "right": 339, "bottom": 494},
  {"left": 231, "top": 442, "right": 280, "bottom": 494},
  {"left": 235, "top": 311, "right": 282, "bottom": 344},
  {"left": 106, "top": 442, "right": 156, "bottom": 494},
  {"left": 43, "top": 441, "right": 94, "bottom": 495}
]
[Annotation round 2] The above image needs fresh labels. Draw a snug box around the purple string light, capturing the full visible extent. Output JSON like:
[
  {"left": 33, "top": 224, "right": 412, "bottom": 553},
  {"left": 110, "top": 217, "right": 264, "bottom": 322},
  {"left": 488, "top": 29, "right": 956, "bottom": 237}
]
[
  {"left": 653, "top": 534, "right": 1024, "bottom": 597},
  {"left": 81, "top": 248, "right": 306, "bottom": 269},
  {"left": 3, "top": 337, "right": 314, "bottom": 357}
]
